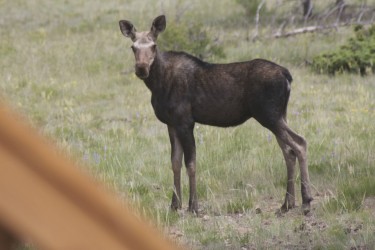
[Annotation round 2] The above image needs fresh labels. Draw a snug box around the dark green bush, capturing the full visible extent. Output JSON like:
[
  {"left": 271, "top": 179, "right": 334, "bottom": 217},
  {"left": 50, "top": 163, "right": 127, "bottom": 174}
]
[
  {"left": 312, "top": 25, "right": 375, "bottom": 75},
  {"left": 158, "top": 21, "right": 225, "bottom": 60}
]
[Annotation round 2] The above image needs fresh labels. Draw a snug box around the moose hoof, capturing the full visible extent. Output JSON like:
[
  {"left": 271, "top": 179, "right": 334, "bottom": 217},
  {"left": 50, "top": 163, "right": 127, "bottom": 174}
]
[
  {"left": 302, "top": 203, "right": 311, "bottom": 216},
  {"left": 275, "top": 201, "right": 297, "bottom": 216},
  {"left": 170, "top": 204, "right": 180, "bottom": 211},
  {"left": 188, "top": 201, "right": 198, "bottom": 215},
  {"left": 187, "top": 207, "right": 198, "bottom": 215},
  {"left": 170, "top": 200, "right": 181, "bottom": 211},
  {"left": 171, "top": 194, "right": 181, "bottom": 211},
  {"left": 170, "top": 201, "right": 182, "bottom": 211},
  {"left": 281, "top": 202, "right": 296, "bottom": 213}
]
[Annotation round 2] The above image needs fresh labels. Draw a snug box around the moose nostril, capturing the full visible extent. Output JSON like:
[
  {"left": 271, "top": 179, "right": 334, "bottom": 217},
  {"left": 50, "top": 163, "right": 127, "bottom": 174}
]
[{"left": 135, "top": 65, "right": 146, "bottom": 73}]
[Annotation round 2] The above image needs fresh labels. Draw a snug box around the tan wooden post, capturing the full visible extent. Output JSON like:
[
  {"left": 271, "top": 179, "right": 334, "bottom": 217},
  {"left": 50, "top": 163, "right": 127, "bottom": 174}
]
[{"left": 0, "top": 103, "right": 180, "bottom": 250}]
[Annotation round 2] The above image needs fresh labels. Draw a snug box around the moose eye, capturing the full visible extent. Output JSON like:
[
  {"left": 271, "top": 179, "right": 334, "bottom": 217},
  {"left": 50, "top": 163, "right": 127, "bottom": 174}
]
[
  {"left": 131, "top": 45, "right": 136, "bottom": 52},
  {"left": 151, "top": 44, "right": 157, "bottom": 52}
]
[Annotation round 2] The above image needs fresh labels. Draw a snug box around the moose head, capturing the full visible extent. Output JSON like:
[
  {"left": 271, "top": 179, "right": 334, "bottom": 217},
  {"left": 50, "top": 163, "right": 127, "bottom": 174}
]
[{"left": 119, "top": 15, "right": 166, "bottom": 79}]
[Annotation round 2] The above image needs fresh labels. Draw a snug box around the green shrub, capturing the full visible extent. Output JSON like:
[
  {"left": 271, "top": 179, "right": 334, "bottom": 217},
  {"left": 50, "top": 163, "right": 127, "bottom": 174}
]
[
  {"left": 312, "top": 25, "right": 375, "bottom": 75},
  {"left": 158, "top": 21, "right": 225, "bottom": 60},
  {"left": 236, "top": 0, "right": 262, "bottom": 17}
]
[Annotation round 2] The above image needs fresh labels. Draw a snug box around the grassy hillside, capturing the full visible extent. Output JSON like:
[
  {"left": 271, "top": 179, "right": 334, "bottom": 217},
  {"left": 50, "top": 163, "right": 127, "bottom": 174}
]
[{"left": 1, "top": 0, "right": 374, "bottom": 249}]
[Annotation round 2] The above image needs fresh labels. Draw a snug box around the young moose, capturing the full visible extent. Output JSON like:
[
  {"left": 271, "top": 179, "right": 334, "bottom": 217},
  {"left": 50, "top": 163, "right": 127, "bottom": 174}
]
[{"left": 119, "top": 15, "right": 313, "bottom": 214}]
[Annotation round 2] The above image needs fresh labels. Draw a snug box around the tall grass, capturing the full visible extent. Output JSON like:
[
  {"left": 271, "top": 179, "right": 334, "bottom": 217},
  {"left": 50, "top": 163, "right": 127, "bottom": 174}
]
[{"left": 1, "top": 0, "right": 375, "bottom": 249}]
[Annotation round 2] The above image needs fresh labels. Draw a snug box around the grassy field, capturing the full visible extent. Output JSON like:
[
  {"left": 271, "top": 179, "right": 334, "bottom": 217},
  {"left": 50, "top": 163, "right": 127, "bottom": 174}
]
[{"left": 1, "top": 0, "right": 375, "bottom": 249}]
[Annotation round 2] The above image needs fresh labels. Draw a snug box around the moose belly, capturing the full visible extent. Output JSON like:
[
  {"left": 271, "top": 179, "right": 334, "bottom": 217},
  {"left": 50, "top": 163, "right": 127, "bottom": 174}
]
[{"left": 192, "top": 102, "right": 250, "bottom": 127}]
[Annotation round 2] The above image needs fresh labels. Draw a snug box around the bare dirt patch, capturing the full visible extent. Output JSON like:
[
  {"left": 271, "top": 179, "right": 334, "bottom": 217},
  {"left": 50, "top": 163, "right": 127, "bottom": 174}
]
[
  {"left": 166, "top": 194, "right": 375, "bottom": 249},
  {"left": 363, "top": 196, "right": 375, "bottom": 217}
]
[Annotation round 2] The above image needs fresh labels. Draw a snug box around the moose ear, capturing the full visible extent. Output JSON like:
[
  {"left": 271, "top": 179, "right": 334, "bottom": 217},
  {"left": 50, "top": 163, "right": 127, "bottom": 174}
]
[
  {"left": 119, "top": 20, "right": 137, "bottom": 41},
  {"left": 150, "top": 15, "right": 166, "bottom": 40}
]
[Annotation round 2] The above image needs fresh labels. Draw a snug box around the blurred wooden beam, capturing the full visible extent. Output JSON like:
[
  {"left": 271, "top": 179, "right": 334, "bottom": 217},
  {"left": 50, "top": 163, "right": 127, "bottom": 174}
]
[{"left": 0, "top": 102, "right": 180, "bottom": 250}]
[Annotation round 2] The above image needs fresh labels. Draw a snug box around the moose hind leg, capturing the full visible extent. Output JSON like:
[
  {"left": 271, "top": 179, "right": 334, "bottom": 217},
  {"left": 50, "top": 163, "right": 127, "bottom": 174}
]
[
  {"left": 285, "top": 126, "right": 313, "bottom": 212},
  {"left": 274, "top": 120, "right": 312, "bottom": 214},
  {"left": 168, "top": 126, "right": 183, "bottom": 210},
  {"left": 276, "top": 137, "right": 297, "bottom": 212}
]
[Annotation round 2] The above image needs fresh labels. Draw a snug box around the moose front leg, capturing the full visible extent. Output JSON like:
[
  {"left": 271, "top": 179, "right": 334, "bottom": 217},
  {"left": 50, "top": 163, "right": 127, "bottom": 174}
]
[
  {"left": 176, "top": 124, "right": 198, "bottom": 214},
  {"left": 168, "top": 126, "right": 183, "bottom": 210}
]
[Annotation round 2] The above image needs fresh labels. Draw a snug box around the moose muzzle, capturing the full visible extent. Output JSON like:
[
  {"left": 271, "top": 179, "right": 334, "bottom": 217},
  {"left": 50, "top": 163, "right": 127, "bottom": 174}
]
[{"left": 135, "top": 63, "right": 150, "bottom": 79}]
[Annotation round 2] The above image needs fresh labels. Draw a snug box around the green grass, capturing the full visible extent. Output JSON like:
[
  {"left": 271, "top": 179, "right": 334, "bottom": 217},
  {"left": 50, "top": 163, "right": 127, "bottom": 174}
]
[{"left": 1, "top": 0, "right": 375, "bottom": 249}]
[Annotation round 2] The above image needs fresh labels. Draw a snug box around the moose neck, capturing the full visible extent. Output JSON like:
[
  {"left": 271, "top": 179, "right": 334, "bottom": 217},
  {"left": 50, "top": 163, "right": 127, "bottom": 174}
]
[{"left": 143, "top": 48, "right": 165, "bottom": 92}]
